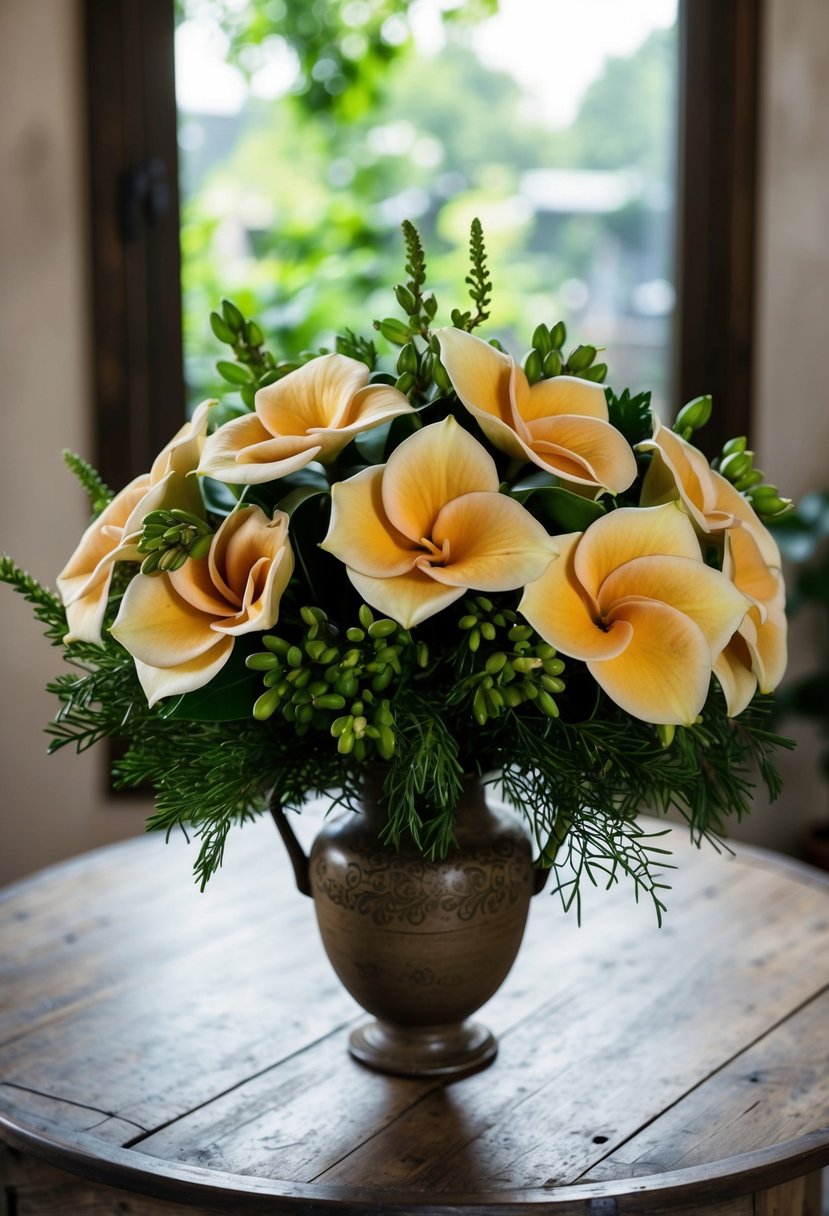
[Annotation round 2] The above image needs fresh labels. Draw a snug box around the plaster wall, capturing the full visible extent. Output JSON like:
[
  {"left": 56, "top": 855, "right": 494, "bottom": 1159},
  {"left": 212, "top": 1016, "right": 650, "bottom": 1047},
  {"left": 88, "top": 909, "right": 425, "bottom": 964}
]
[
  {"left": 0, "top": 0, "right": 828, "bottom": 881},
  {"left": 0, "top": 0, "right": 149, "bottom": 887}
]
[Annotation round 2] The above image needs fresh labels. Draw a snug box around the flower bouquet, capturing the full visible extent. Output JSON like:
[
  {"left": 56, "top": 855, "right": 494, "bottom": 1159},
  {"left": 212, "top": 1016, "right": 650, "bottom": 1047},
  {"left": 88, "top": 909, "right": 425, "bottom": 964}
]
[{"left": 2, "top": 222, "right": 794, "bottom": 1072}]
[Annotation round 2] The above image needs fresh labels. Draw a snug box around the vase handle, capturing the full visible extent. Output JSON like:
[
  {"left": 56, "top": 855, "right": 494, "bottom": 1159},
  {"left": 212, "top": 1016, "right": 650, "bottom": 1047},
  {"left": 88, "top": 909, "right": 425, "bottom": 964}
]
[
  {"left": 269, "top": 794, "right": 312, "bottom": 897},
  {"left": 532, "top": 865, "right": 551, "bottom": 896}
]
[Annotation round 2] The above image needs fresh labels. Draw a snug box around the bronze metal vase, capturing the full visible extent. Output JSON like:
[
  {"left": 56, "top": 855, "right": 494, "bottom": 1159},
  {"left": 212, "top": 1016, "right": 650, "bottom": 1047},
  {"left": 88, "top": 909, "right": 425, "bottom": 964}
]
[{"left": 272, "top": 772, "right": 547, "bottom": 1079}]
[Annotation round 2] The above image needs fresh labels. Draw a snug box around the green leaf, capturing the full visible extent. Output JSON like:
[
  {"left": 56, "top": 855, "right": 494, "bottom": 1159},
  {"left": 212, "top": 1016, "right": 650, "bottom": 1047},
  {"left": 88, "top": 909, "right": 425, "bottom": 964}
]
[
  {"left": 354, "top": 419, "right": 393, "bottom": 465},
  {"left": 200, "top": 477, "right": 241, "bottom": 516},
  {"left": 216, "top": 360, "right": 254, "bottom": 386},
  {"left": 516, "top": 486, "right": 607, "bottom": 533},
  {"left": 210, "top": 311, "right": 235, "bottom": 344},
  {"left": 277, "top": 483, "right": 330, "bottom": 518},
  {"left": 159, "top": 638, "right": 262, "bottom": 721},
  {"left": 607, "top": 387, "right": 653, "bottom": 446},
  {"left": 286, "top": 490, "right": 338, "bottom": 604}
]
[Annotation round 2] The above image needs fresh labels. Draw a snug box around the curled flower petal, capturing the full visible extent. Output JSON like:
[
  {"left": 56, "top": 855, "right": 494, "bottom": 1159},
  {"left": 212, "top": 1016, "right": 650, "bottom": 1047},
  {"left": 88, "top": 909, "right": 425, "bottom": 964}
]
[
  {"left": 57, "top": 476, "right": 150, "bottom": 643},
  {"left": 256, "top": 353, "right": 375, "bottom": 435},
  {"left": 719, "top": 526, "right": 787, "bottom": 697},
  {"left": 436, "top": 327, "right": 519, "bottom": 436},
  {"left": 198, "top": 414, "right": 320, "bottom": 485},
  {"left": 321, "top": 419, "right": 557, "bottom": 628},
  {"left": 57, "top": 402, "right": 213, "bottom": 644},
  {"left": 638, "top": 418, "right": 723, "bottom": 530},
  {"left": 428, "top": 492, "right": 558, "bottom": 590},
  {"left": 519, "top": 502, "right": 749, "bottom": 725},
  {"left": 515, "top": 373, "right": 609, "bottom": 422},
  {"left": 714, "top": 636, "right": 759, "bottom": 717},
  {"left": 438, "top": 328, "right": 635, "bottom": 494},
  {"left": 598, "top": 555, "right": 750, "bottom": 656},
  {"left": 574, "top": 503, "right": 702, "bottom": 605},
  {"left": 526, "top": 414, "right": 638, "bottom": 493},
  {"left": 348, "top": 567, "right": 466, "bottom": 629},
  {"left": 589, "top": 599, "right": 712, "bottom": 726},
  {"left": 111, "top": 569, "right": 223, "bottom": 667},
  {"left": 323, "top": 467, "right": 419, "bottom": 578},
  {"left": 199, "top": 354, "right": 414, "bottom": 485},
  {"left": 133, "top": 641, "right": 234, "bottom": 708},
  {"left": 112, "top": 506, "right": 293, "bottom": 703},
  {"left": 381, "top": 415, "right": 500, "bottom": 543},
  {"left": 519, "top": 534, "right": 634, "bottom": 662}
]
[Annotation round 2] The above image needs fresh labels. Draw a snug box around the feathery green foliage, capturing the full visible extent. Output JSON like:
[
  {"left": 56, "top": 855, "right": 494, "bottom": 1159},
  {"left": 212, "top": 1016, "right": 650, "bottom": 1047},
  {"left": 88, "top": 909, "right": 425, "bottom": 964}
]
[{"left": 1, "top": 222, "right": 795, "bottom": 912}]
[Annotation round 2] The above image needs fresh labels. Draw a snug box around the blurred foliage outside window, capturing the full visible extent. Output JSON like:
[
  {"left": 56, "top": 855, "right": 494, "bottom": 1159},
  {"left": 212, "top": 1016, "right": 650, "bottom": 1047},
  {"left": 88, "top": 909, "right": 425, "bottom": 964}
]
[{"left": 175, "top": 0, "right": 678, "bottom": 415}]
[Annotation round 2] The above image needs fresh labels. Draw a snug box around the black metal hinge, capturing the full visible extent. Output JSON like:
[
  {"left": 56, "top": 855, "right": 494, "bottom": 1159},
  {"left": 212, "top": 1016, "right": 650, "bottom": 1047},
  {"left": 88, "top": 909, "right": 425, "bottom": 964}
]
[{"left": 118, "top": 157, "right": 170, "bottom": 242}]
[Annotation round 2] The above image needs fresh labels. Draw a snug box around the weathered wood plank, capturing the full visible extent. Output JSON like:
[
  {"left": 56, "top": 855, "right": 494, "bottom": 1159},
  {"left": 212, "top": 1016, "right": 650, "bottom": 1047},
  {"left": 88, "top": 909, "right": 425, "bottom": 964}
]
[
  {"left": 3, "top": 819, "right": 829, "bottom": 1214},
  {"left": 0, "top": 1084, "right": 143, "bottom": 1144},
  {"left": 315, "top": 865, "right": 829, "bottom": 1193},
  {"left": 135, "top": 856, "right": 760, "bottom": 1184},
  {"left": 581, "top": 989, "right": 829, "bottom": 1183}
]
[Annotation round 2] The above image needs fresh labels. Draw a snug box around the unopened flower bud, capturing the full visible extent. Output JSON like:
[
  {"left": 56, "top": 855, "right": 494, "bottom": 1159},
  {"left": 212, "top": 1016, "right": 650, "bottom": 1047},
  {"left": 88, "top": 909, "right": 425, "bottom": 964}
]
[
  {"left": 720, "top": 451, "right": 754, "bottom": 482},
  {"left": 567, "top": 344, "right": 596, "bottom": 372},
  {"left": 523, "top": 349, "right": 543, "bottom": 384},
  {"left": 532, "top": 324, "right": 552, "bottom": 355},
  {"left": 674, "top": 395, "right": 713, "bottom": 435},
  {"left": 542, "top": 350, "right": 562, "bottom": 378},
  {"left": 549, "top": 320, "right": 566, "bottom": 350}
]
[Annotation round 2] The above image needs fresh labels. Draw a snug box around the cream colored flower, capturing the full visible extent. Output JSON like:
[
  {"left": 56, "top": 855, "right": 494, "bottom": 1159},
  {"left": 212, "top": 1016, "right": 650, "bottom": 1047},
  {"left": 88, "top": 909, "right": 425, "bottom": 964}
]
[
  {"left": 437, "top": 328, "right": 637, "bottom": 495},
  {"left": 714, "top": 522, "right": 787, "bottom": 716},
  {"left": 57, "top": 401, "right": 213, "bottom": 644},
  {"left": 198, "top": 354, "right": 415, "bottom": 485},
  {"left": 321, "top": 416, "right": 559, "bottom": 628},
  {"left": 639, "top": 418, "right": 779, "bottom": 561},
  {"left": 111, "top": 505, "right": 293, "bottom": 706},
  {"left": 519, "top": 503, "right": 750, "bottom": 726},
  {"left": 637, "top": 418, "right": 787, "bottom": 714}
]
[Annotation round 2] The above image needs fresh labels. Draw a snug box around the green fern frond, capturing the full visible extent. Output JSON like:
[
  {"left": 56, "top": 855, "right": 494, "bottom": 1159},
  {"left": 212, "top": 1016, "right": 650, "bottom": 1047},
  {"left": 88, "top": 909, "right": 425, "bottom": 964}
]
[{"left": 63, "top": 450, "right": 113, "bottom": 517}]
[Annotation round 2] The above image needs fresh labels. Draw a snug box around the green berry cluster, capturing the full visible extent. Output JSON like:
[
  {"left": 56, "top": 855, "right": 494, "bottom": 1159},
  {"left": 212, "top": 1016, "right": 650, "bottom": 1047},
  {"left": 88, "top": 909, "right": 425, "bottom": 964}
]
[
  {"left": 715, "top": 437, "right": 793, "bottom": 521},
  {"left": 522, "top": 321, "right": 607, "bottom": 387},
  {"left": 455, "top": 596, "right": 565, "bottom": 724},
  {"left": 247, "top": 605, "right": 428, "bottom": 758},
  {"left": 137, "top": 509, "right": 214, "bottom": 575}
]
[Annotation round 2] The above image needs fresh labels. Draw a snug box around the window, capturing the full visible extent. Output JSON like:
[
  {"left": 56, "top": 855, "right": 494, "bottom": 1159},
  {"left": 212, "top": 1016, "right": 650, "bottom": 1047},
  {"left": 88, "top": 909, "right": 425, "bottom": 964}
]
[
  {"left": 84, "top": 0, "right": 762, "bottom": 485},
  {"left": 176, "top": 0, "right": 679, "bottom": 417}
]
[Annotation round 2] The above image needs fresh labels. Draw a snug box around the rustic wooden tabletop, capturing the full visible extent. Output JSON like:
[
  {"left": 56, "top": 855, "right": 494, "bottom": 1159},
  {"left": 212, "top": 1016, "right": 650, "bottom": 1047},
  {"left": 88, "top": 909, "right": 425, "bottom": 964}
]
[{"left": 1, "top": 804, "right": 828, "bottom": 1215}]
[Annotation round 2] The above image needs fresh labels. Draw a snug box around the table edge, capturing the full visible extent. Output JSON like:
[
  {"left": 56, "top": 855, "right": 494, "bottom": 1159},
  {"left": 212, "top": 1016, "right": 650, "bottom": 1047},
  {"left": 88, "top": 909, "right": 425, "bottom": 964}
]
[{"left": 2, "top": 1101, "right": 829, "bottom": 1213}]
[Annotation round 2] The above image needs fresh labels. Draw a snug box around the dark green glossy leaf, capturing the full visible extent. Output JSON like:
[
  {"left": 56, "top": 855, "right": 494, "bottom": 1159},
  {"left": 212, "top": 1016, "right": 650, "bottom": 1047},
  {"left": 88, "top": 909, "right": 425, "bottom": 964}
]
[
  {"left": 200, "top": 476, "right": 242, "bottom": 517},
  {"left": 517, "top": 486, "right": 607, "bottom": 534},
  {"left": 354, "top": 419, "right": 394, "bottom": 464},
  {"left": 159, "top": 637, "right": 262, "bottom": 722},
  {"left": 287, "top": 490, "right": 339, "bottom": 604}
]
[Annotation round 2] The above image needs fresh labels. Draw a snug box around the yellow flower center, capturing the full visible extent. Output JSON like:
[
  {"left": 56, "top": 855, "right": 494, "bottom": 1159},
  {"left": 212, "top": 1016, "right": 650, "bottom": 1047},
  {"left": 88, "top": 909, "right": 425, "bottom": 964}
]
[{"left": 418, "top": 536, "right": 450, "bottom": 566}]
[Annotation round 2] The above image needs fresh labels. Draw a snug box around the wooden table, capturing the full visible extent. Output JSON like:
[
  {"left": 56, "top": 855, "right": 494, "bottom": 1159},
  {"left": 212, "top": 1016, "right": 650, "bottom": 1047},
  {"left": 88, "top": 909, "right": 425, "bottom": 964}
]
[{"left": 2, "top": 807, "right": 829, "bottom": 1215}]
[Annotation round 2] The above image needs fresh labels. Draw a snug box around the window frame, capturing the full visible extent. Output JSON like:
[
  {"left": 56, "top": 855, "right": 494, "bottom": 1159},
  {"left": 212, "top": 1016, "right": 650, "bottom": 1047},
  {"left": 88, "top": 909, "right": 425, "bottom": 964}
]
[
  {"left": 85, "top": 0, "right": 764, "bottom": 477},
  {"left": 85, "top": 0, "right": 184, "bottom": 493},
  {"left": 675, "top": 0, "right": 764, "bottom": 457}
]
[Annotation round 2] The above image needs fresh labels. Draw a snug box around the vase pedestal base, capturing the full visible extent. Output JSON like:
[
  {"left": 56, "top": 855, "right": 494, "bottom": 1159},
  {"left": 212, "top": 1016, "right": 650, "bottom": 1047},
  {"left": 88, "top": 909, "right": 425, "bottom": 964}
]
[{"left": 348, "top": 1019, "right": 497, "bottom": 1079}]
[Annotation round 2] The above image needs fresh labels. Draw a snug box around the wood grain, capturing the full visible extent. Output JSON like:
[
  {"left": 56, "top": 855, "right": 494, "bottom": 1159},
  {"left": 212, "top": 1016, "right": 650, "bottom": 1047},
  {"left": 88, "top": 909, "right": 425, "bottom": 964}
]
[{"left": 1, "top": 816, "right": 828, "bottom": 1213}]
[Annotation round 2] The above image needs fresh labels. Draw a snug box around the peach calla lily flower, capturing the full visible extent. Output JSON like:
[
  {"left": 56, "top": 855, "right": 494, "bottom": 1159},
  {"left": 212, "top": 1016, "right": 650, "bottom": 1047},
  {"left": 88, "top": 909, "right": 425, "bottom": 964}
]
[
  {"left": 639, "top": 418, "right": 779, "bottom": 561},
  {"left": 519, "top": 503, "right": 751, "bottom": 726},
  {"left": 437, "top": 327, "right": 637, "bottom": 496},
  {"left": 714, "top": 522, "right": 787, "bottom": 716},
  {"left": 57, "top": 401, "right": 213, "bottom": 645},
  {"left": 638, "top": 419, "right": 787, "bottom": 715},
  {"left": 198, "top": 353, "right": 414, "bottom": 485},
  {"left": 111, "top": 505, "right": 293, "bottom": 707},
  {"left": 321, "top": 416, "right": 559, "bottom": 628}
]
